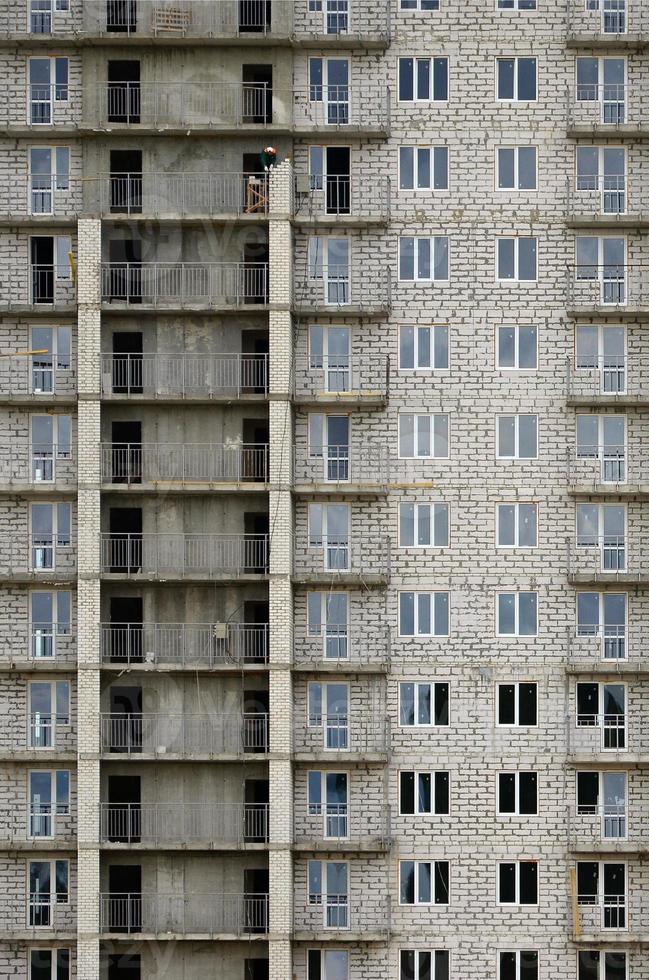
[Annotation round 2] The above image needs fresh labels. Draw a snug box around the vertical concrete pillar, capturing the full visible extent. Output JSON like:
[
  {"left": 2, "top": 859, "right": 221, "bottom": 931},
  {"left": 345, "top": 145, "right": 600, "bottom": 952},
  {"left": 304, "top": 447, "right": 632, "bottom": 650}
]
[
  {"left": 75, "top": 218, "right": 102, "bottom": 980},
  {"left": 268, "top": 160, "right": 295, "bottom": 975}
]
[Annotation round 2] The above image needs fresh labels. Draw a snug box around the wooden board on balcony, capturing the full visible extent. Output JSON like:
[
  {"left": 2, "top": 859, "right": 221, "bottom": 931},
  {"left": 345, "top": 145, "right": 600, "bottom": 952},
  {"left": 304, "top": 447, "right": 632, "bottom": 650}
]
[{"left": 152, "top": 6, "right": 191, "bottom": 35}]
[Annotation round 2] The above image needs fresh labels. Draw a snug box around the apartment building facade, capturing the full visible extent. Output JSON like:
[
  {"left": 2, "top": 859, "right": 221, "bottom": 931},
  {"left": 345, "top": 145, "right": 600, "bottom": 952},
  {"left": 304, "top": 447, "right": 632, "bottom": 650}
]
[{"left": 0, "top": 0, "right": 647, "bottom": 977}]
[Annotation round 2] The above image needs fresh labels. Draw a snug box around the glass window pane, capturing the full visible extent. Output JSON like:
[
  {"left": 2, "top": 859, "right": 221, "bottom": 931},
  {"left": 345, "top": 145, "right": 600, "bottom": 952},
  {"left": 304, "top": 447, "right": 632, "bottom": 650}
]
[
  {"left": 518, "top": 326, "right": 537, "bottom": 368},
  {"left": 400, "top": 326, "right": 415, "bottom": 369},
  {"left": 498, "top": 594, "right": 516, "bottom": 634},
  {"left": 434, "top": 592, "right": 449, "bottom": 636},
  {"left": 433, "top": 147, "right": 448, "bottom": 189},
  {"left": 498, "top": 148, "right": 515, "bottom": 189},
  {"left": 498, "top": 417, "right": 516, "bottom": 456},
  {"left": 498, "top": 239, "right": 515, "bottom": 278},
  {"left": 498, "top": 505, "right": 515, "bottom": 546},
  {"left": 400, "top": 682, "right": 415, "bottom": 725},
  {"left": 518, "top": 147, "right": 536, "bottom": 189},
  {"left": 518, "top": 415, "right": 537, "bottom": 457},
  {"left": 518, "top": 238, "right": 537, "bottom": 280},
  {"left": 399, "top": 147, "right": 414, "bottom": 189},
  {"left": 399, "top": 58, "right": 414, "bottom": 101},
  {"left": 498, "top": 59, "right": 515, "bottom": 99},
  {"left": 433, "top": 237, "right": 448, "bottom": 279},
  {"left": 418, "top": 327, "right": 431, "bottom": 368},
  {"left": 400, "top": 595, "right": 415, "bottom": 637},
  {"left": 433, "top": 325, "right": 448, "bottom": 368},
  {"left": 518, "top": 58, "right": 537, "bottom": 100},
  {"left": 399, "top": 238, "right": 415, "bottom": 280},
  {"left": 433, "top": 58, "right": 448, "bottom": 100},
  {"left": 434, "top": 503, "right": 448, "bottom": 546},
  {"left": 498, "top": 327, "right": 516, "bottom": 367},
  {"left": 417, "top": 147, "right": 431, "bottom": 188},
  {"left": 400, "top": 503, "right": 415, "bottom": 546},
  {"left": 519, "top": 593, "right": 537, "bottom": 635}
]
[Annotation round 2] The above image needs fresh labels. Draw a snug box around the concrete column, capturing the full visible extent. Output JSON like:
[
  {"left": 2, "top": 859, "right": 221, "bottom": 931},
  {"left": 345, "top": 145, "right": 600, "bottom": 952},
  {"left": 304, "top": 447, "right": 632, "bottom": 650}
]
[
  {"left": 75, "top": 217, "right": 102, "bottom": 980},
  {"left": 268, "top": 160, "right": 295, "bottom": 974}
]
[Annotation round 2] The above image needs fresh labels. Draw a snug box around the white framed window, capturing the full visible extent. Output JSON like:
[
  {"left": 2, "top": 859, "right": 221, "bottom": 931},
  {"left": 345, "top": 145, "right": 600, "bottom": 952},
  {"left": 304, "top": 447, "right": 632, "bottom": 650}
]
[
  {"left": 496, "top": 503, "right": 537, "bottom": 548},
  {"left": 496, "top": 325, "right": 537, "bottom": 370},
  {"left": 308, "top": 502, "right": 350, "bottom": 571},
  {"left": 400, "top": 950, "right": 450, "bottom": 980},
  {"left": 496, "top": 682, "right": 538, "bottom": 727},
  {"left": 496, "top": 57, "right": 537, "bottom": 101},
  {"left": 497, "top": 772, "right": 538, "bottom": 815},
  {"left": 576, "top": 503, "right": 626, "bottom": 572},
  {"left": 30, "top": 501, "right": 71, "bottom": 570},
  {"left": 307, "top": 859, "right": 349, "bottom": 929},
  {"left": 399, "top": 682, "right": 449, "bottom": 726},
  {"left": 575, "top": 236, "right": 626, "bottom": 305},
  {"left": 399, "top": 593, "right": 449, "bottom": 637},
  {"left": 30, "top": 414, "right": 71, "bottom": 483},
  {"left": 574, "top": 324, "right": 625, "bottom": 395},
  {"left": 29, "top": 948, "right": 71, "bottom": 980},
  {"left": 400, "top": 0, "right": 440, "bottom": 9},
  {"left": 576, "top": 413, "right": 626, "bottom": 484},
  {"left": 496, "top": 592, "right": 537, "bottom": 636},
  {"left": 399, "top": 325, "right": 449, "bottom": 370},
  {"left": 578, "top": 951, "right": 627, "bottom": 980},
  {"left": 28, "top": 858, "right": 69, "bottom": 926},
  {"left": 28, "top": 57, "right": 69, "bottom": 125},
  {"left": 29, "top": 680, "right": 70, "bottom": 748},
  {"left": 399, "top": 237, "right": 449, "bottom": 281},
  {"left": 576, "top": 861, "right": 626, "bottom": 926},
  {"left": 576, "top": 592, "right": 626, "bottom": 661},
  {"left": 576, "top": 683, "right": 626, "bottom": 753},
  {"left": 399, "top": 860, "right": 449, "bottom": 905},
  {"left": 307, "top": 949, "right": 349, "bottom": 980},
  {"left": 497, "top": 860, "right": 538, "bottom": 905},
  {"left": 30, "top": 590, "right": 71, "bottom": 659},
  {"left": 496, "top": 237, "right": 537, "bottom": 281},
  {"left": 307, "top": 682, "right": 349, "bottom": 750},
  {"left": 496, "top": 415, "right": 538, "bottom": 459},
  {"left": 399, "top": 502, "right": 449, "bottom": 548},
  {"left": 399, "top": 771, "right": 449, "bottom": 815},
  {"left": 398, "top": 57, "right": 448, "bottom": 102},
  {"left": 307, "top": 592, "right": 349, "bottom": 660},
  {"left": 577, "top": 770, "right": 627, "bottom": 840},
  {"left": 28, "top": 147, "right": 70, "bottom": 215},
  {"left": 399, "top": 414, "right": 449, "bottom": 458},
  {"left": 497, "top": 0, "right": 537, "bottom": 8},
  {"left": 307, "top": 770, "right": 348, "bottom": 839},
  {"left": 28, "top": 769, "right": 70, "bottom": 838},
  {"left": 576, "top": 57, "right": 626, "bottom": 125},
  {"left": 497, "top": 146, "right": 537, "bottom": 190},
  {"left": 30, "top": 326, "right": 72, "bottom": 394},
  {"left": 399, "top": 146, "right": 448, "bottom": 190},
  {"left": 499, "top": 951, "right": 539, "bottom": 980},
  {"left": 576, "top": 146, "right": 626, "bottom": 215}
]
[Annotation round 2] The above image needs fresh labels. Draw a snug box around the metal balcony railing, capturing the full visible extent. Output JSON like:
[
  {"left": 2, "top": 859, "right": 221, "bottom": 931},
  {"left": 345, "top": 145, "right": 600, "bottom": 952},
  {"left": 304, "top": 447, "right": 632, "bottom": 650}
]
[
  {"left": 567, "top": 0, "right": 647, "bottom": 37},
  {"left": 294, "top": 623, "right": 390, "bottom": 670},
  {"left": 100, "top": 622, "right": 268, "bottom": 666},
  {"left": 0, "top": 175, "right": 80, "bottom": 218},
  {"left": 99, "top": 892, "right": 268, "bottom": 935},
  {"left": 293, "top": 84, "right": 390, "bottom": 132},
  {"left": 101, "top": 352, "right": 267, "bottom": 399},
  {"left": 100, "top": 802, "right": 268, "bottom": 845},
  {"left": 87, "top": 81, "right": 278, "bottom": 128},
  {"left": 294, "top": 892, "right": 389, "bottom": 935},
  {"left": 0, "top": 266, "right": 76, "bottom": 311},
  {"left": 100, "top": 533, "right": 268, "bottom": 577},
  {"left": 566, "top": 534, "right": 649, "bottom": 580},
  {"left": 567, "top": 445, "right": 629, "bottom": 488},
  {"left": 0, "top": 622, "right": 76, "bottom": 664},
  {"left": 293, "top": 445, "right": 388, "bottom": 488},
  {"left": 567, "top": 83, "right": 630, "bottom": 130},
  {"left": 100, "top": 443, "right": 268, "bottom": 485},
  {"left": 294, "top": 535, "right": 390, "bottom": 581},
  {"left": 29, "top": 712, "right": 75, "bottom": 750},
  {"left": 297, "top": 0, "right": 391, "bottom": 40},
  {"left": 1, "top": 84, "right": 81, "bottom": 128},
  {"left": 295, "top": 802, "right": 390, "bottom": 848},
  {"left": 294, "top": 263, "right": 391, "bottom": 313},
  {"left": 100, "top": 262, "right": 268, "bottom": 307},
  {"left": 294, "top": 716, "right": 389, "bottom": 756},
  {"left": 0, "top": 446, "right": 75, "bottom": 486},
  {"left": 567, "top": 626, "right": 649, "bottom": 671},
  {"left": 100, "top": 712, "right": 269, "bottom": 755},
  {"left": 84, "top": 172, "right": 269, "bottom": 218},
  {"left": 566, "top": 266, "right": 649, "bottom": 311},
  {"left": 293, "top": 354, "right": 389, "bottom": 401},
  {"left": 567, "top": 804, "right": 630, "bottom": 849},
  {"left": 81, "top": 0, "right": 287, "bottom": 37},
  {"left": 0, "top": 535, "right": 77, "bottom": 578},
  {"left": 0, "top": 354, "right": 76, "bottom": 399},
  {"left": 566, "top": 355, "right": 631, "bottom": 400},
  {"left": 294, "top": 175, "right": 390, "bottom": 222},
  {"left": 566, "top": 176, "right": 649, "bottom": 222},
  {"left": 573, "top": 894, "right": 649, "bottom": 938},
  {"left": 568, "top": 712, "right": 649, "bottom": 756},
  {"left": 0, "top": 897, "right": 75, "bottom": 934}
]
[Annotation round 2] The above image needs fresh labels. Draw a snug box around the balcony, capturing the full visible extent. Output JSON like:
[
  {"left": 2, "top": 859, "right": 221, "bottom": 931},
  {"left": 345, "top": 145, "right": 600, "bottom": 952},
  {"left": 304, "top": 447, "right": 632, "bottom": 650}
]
[
  {"left": 100, "top": 802, "right": 268, "bottom": 847},
  {"left": 567, "top": 804, "right": 649, "bottom": 853},
  {"left": 566, "top": 266, "right": 649, "bottom": 315},
  {"left": 0, "top": 265, "right": 76, "bottom": 313},
  {"left": 0, "top": 175, "right": 81, "bottom": 222},
  {"left": 0, "top": 622, "right": 76, "bottom": 667},
  {"left": 293, "top": 175, "right": 390, "bottom": 226},
  {"left": 100, "top": 711, "right": 269, "bottom": 757},
  {"left": 99, "top": 533, "right": 268, "bottom": 579},
  {"left": 1, "top": 85, "right": 82, "bottom": 132},
  {"left": 573, "top": 894, "right": 649, "bottom": 942},
  {"left": 80, "top": 0, "right": 291, "bottom": 40},
  {"left": 100, "top": 622, "right": 268, "bottom": 668},
  {"left": 293, "top": 892, "right": 389, "bottom": 941},
  {"left": 84, "top": 173, "right": 269, "bottom": 220},
  {"left": 292, "top": 354, "right": 388, "bottom": 406},
  {"left": 100, "top": 443, "right": 268, "bottom": 489},
  {"left": 85, "top": 82, "right": 283, "bottom": 131},
  {"left": 0, "top": 354, "right": 76, "bottom": 403},
  {"left": 567, "top": 0, "right": 648, "bottom": 46},
  {"left": 101, "top": 352, "right": 267, "bottom": 400},
  {"left": 0, "top": 445, "right": 75, "bottom": 490},
  {"left": 567, "top": 85, "right": 648, "bottom": 135},
  {"left": 293, "top": 445, "right": 388, "bottom": 493},
  {"left": 295, "top": 0, "right": 391, "bottom": 46},
  {"left": 100, "top": 262, "right": 268, "bottom": 311},
  {"left": 566, "top": 176, "right": 649, "bottom": 227},
  {"left": 294, "top": 802, "right": 390, "bottom": 851},
  {"left": 0, "top": 535, "right": 76, "bottom": 581},
  {"left": 568, "top": 626, "right": 649, "bottom": 674},
  {"left": 293, "top": 623, "right": 390, "bottom": 672},
  {"left": 99, "top": 892, "right": 268, "bottom": 937},
  {"left": 28, "top": 713, "right": 75, "bottom": 753},
  {"left": 293, "top": 263, "right": 391, "bottom": 316},
  {"left": 293, "top": 716, "right": 389, "bottom": 762},
  {"left": 0, "top": 898, "right": 75, "bottom": 937},
  {"left": 567, "top": 534, "right": 649, "bottom": 584},
  {"left": 566, "top": 355, "right": 649, "bottom": 406},
  {"left": 292, "top": 85, "right": 390, "bottom": 136},
  {"left": 568, "top": 712, "right": 649, "bottom": 761},
  {"left": 293, "top": 535, "right": 390, "bottom": 586},
  {"left": 567, "top": 447, "right": 649, "bottom": 495}
]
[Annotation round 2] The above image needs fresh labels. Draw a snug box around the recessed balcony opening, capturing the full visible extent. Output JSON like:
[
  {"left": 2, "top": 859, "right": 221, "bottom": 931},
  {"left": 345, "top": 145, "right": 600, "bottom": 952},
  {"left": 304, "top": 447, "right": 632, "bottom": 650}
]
[
  {"left": 241, "top": 65, "right": 272, "bottom": 124},
  {"left": 111, "top": 331, "right": 143, "bottom": 394},
  {"left": 110, "top": 149, "right": 143, "bottom": 215},
  {"left": 107, "top": 60, "right": 141, "bottom": 124},
  {"left": 106, "top": 0, "right": 137, "bottom": 33},
  {"left": 239, "top": 0, "right": 272, "bottom": 33}
]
